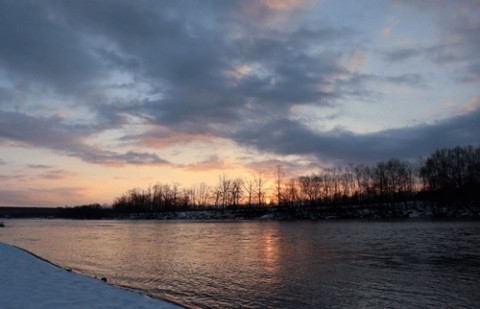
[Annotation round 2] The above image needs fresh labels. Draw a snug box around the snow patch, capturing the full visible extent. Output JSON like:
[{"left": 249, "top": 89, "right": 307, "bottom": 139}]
[{"left": 0, "top": 243, "right": 181, "bottom": 308}]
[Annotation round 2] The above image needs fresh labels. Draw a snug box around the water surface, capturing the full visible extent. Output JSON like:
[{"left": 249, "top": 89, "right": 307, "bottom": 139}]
[{"left": 1, "top": 219, "right": 479, "bottom": 308}]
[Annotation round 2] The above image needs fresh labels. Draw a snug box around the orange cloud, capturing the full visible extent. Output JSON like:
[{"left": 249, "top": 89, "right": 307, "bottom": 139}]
[
  {"left": 458, "top": 95, "right": 480, "bottom": 114},
  {"left": 180, "top": 156, "right": 237, "bottom": 172},
  {"left": 262, "top": 0, "right": 312, "bottom": 11},
  {"left": 239, "top": 0, "right": 316, "bottom": 25},
  {"left": 346, "top": 49, "right": 367, "bottom": 73},
  {"left": 380, "top": 18, "right": 399, "bottom": 38},
  {"left": 141, "top": 131, "right": 219, "bottom": 149}
]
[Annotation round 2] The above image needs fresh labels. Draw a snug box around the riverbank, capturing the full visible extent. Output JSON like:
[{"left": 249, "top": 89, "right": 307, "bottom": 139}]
[
  {"left": 114, "top": 202, "right": 480, "bottom": 221},
  {"left": 0, "top": 242, "right": 181, "bottom": 308},
  {"left": 1, "top": 201, "right": 479, "bottom": 221}
]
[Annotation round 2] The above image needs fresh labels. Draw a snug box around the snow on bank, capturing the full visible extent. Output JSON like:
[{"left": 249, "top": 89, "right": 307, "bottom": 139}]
[{"left": 0, "top": 243, "right": 181, "bottom": 308}]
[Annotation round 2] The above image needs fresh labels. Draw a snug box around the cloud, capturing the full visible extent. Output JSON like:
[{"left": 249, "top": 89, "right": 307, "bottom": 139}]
[
  {"left": 230, "top": 104, "right": 480, "bottom": 164},
  {"left": 121, "top": 127, "right": 220, "bottom": 150},
  {"left": 0, "top": 189, "right": 34, "bottom": 206},
  {"left": 105, "top": 151, "right": 168, "bottom": 166},
  {"left": 387, "top": 0, "right": 480, "bottom": 82},
  {"left": 459, "top": 62, "right": 480, "bottom": 83},
  {"left": 30, "top": 0, "right": 350, "bottom": 129},
  {"left": 39, "top": 169, "right": 77, "bottom": 180},
  {"left": 346, "top": 50, "right": 367, "bottom": 73},
  {"left": 335, "top": 72, "right": 426, "bottom": 98},
  {"left": 379, "top": 17, "right": 399, "bottom": 39},
  {"left": 0, "top": 174, "right": 28, "bottom": 182},
  {"left": 27, "top": 164, "right": 53, "bottom": 169},
  {"left": 120, "top": 24, "right": 349, "bottom": 135},
  {"left": 0, "top": 111, "right": 168, "bottom": 166},
  {"left": 180, "top": 155, "right": 235, "bottom": 172},
  {"left": 1, "top": 1, "right": 352, "bottom": 154},
  {"left": 458, "top": 95, "right": 480, "bottom": 115},
  {"left": 261, "top": 0, "right": 312, "bottom": 11},
  {"left": 0, "top": 0, "right": 478, "bottom": 177},
  {"left": 0, "top": 1, "right": 105, "bottom": 93},
  {"left": 383, "top": 47, "right": 424, "bottom": 62},
  {"left": 0, "top": 111, "right": 87, "bottom": 148},
  {"left": 244, "top": 158, "right": 322, "bottom": 178},
  {"left": 0, "top": 187, "right": 88, "bottom": 207},
  {"left": 236, "top": 0, "right": 316, "bottom": 26},
  {"left": 385, "top": 73, "right": 425, "bottom": 87}
]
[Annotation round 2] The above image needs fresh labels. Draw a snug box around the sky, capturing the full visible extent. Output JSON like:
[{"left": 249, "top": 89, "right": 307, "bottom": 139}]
[{"left": 1, "top": 0, "right": 479, "bottom": 207}]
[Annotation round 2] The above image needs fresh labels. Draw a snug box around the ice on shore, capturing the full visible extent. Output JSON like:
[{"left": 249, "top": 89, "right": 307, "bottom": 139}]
[{"left": 0, "top": 243, "right": 181, "bottom": 308}]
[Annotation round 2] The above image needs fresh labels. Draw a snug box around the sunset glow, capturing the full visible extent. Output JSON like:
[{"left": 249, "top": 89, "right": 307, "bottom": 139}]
[{"left": 0, "top": 0, "right": 479, "bottom": 206}]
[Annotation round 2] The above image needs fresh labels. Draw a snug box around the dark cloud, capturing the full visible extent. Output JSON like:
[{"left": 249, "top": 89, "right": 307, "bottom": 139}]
[
  {"left": 333, "top": 72, "right": 426, "bottom": 103},
  {"left": 0, "top": 1, "right": 104, "bottom": 93},
  {"left": 385, "top": 74, "right": 425, "bottom": 87},
  {"left": 34, "top": 0, "right": 349, "bottom": 131},
  {"left": 383, "top": 47, "right": 423, "bottom": 62},
  {"left": 231, "top": 106, "right": 480, "bottom": 164},
  {"left": 0, "top": 111, "right": 88, "bottom": 148},
  {"left": 53, "top": 0, "right": 228, "bottom": 90},
  {"left": 460, "top": 62, "right": 480, "bottom": 83},
  {"left": 388, "top": 0, "right": 480, "bottom": 81},
  {"left": 382, "top": 45, "right": 459, "bottom": 64},
  {"left": 105, "top": 151, "right": 169, "bottom": 166},
  {"left": 0, "top": 0, "right": 478, "bottom": 172},
  {"left": 0, "top": 0, "right": 353, "bottom": 157},
  {"left": 0, "top": 111, "right": 168, "bottom": 165}
]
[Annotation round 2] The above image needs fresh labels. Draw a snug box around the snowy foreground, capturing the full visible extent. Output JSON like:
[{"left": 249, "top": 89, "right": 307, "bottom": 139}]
[{"left": 0, "top": 243, "right": 181, "bottom": 308}]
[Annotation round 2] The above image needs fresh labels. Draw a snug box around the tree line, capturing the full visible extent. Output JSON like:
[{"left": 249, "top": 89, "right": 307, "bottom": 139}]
[{"left": 110, "top": 145, "right": 480, "bottom": 215}]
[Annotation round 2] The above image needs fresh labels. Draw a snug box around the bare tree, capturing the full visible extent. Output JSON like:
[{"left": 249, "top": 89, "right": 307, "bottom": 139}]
[
  {"left": 299, "top": 175, "right": 318, "bottom": 205},
  {"left": 196, "top": 182, "right": 210, "bottom": 207},
  {"left": 373, "top": 159, "right": 413, "bottom": 201},
  {"left": 283, "top": 178, "right": 299, "bottom": 207},
  {"left": 254, "top": 171, "right": 269, "bottom": 206},
  {"left": 276, "top": 165, "right": 285, "bottom": 206},
  {"left": 353, "top": 164, "right": 374, "bottom": 199},
  {"left": 243, "top": 178, "right": 255, "bottom": 206},
  {"left": 210, "top": 176, "right": 244, "bottom": 208},
  {"left": 231, "top": 178, "right": 243, "bottom": 207},
  {"left": 184, "top": 186, "right": 197, "bottom": 208}
]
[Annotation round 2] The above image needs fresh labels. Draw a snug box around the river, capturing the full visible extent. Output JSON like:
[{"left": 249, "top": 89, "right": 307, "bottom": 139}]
[{"left": 1, "top": 219, "right": 479, "bottom": 308}]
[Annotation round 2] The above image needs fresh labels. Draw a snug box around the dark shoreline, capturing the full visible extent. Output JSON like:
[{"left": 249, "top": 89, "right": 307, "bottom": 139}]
[{"left": 1, "top": 202, "right": 479, "bottom": 221}]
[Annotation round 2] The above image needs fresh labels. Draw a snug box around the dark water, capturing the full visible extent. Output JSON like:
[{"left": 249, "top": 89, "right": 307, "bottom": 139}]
[{"left": 1, "top": 219, "right": 479, "bottom": 308}]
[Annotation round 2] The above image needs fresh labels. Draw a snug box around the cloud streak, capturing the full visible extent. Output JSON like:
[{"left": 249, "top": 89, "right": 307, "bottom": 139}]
[{"left": 0, "top": 111, "right": 168, "bottom": 166}]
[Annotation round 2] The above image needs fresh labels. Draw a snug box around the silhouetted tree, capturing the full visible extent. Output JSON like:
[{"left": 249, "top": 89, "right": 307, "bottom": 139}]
[
  {"left": 254, "top": 171, "right": 269, "bottom": 206},
  {"left": 276, "top": 165, "right": 285, "bottom": 206},
  {"left": 420, "top": 145, "right": 480, "bottom": 206},
  {"left": 243, "top": 178, "right": 255, "bottom": 206},
  {"left": 109, "top": 145, "right": 479, "bottom": 217},
  {"left": 283, "top": 178, "right": 300, "bottom": 207}
]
